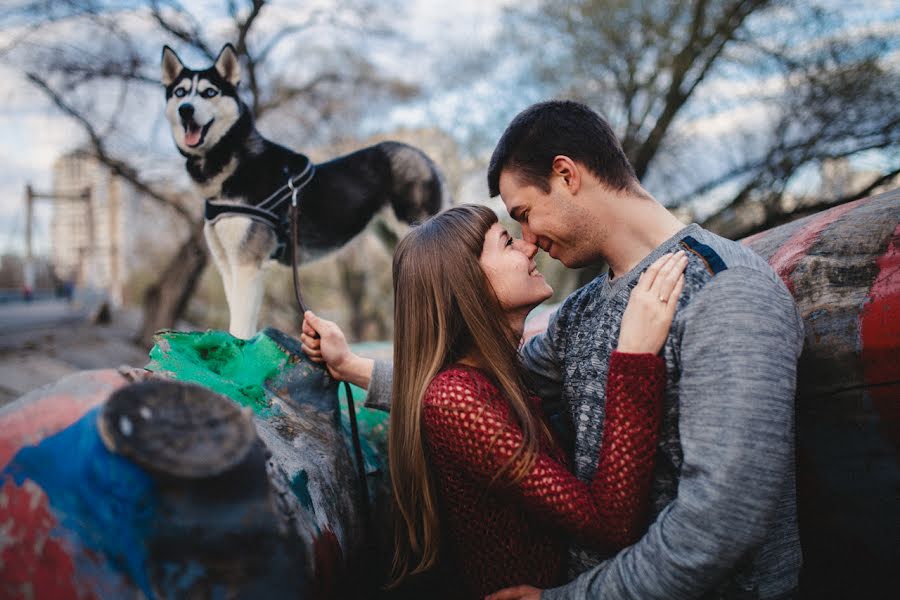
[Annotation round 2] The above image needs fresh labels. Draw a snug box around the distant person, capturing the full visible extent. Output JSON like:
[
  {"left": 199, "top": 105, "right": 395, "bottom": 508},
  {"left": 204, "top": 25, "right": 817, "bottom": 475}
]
[{"left": 302, "top": 204, "right": 687, "bottom": 598}]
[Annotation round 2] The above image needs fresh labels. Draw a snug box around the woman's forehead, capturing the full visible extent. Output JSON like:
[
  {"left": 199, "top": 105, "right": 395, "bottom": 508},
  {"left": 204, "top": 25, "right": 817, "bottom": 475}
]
[
  {"left": 484, "top": 222, "right": 508, "bottom": 243},
  {"left": 486, "top": 222, "right": 507, "bottom": 237}
]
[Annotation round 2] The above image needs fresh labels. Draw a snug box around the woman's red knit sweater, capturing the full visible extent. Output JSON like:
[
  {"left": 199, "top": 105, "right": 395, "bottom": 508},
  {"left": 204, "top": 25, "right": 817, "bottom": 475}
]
[{"left": 421, "top": 351, "right": 666, "bottom": 599}]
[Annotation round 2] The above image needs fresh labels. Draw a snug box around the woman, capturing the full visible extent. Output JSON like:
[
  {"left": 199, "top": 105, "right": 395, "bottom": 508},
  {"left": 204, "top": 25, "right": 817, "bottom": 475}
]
[{"left": 301, "top": 204, "right": 686, "bottom": 598}]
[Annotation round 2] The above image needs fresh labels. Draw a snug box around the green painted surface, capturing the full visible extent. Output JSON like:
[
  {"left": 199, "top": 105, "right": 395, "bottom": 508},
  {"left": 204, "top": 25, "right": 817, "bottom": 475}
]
[
  {"left": 339, "top": 383, "right": 389, "bottom": 462},
  {"left": 145, "top": 330, "right": 391, "bottom": 475},
  {"left": 343, "top": 341, "right": 391, "bottom": 458},
  {"left": 146, "top": 330, "right": 289, "bottom": 417}
]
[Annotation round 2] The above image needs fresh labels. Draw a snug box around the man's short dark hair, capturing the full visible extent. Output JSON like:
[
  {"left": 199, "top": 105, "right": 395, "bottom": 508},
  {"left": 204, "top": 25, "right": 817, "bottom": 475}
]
[{"left": 487, "top": 100, "right": 638, "bottom": 197}]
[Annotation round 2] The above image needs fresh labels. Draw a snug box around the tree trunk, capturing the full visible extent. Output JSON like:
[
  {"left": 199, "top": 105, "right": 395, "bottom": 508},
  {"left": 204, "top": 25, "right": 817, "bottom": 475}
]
[
  {"left": 136, "top": 222, "right": 208, "bottom": 348},
  {"left": 339, "top": 258, "right": 367, "bottom": 342}
]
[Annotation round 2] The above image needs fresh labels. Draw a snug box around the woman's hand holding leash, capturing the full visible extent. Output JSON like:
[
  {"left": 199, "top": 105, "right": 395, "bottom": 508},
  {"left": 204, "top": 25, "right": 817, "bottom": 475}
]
[
  {"left": 617, "top": 250, "right": 688, "bottom": 354},
  {"left": 301, "top": 311, "right": 375, "bottom": 389}
]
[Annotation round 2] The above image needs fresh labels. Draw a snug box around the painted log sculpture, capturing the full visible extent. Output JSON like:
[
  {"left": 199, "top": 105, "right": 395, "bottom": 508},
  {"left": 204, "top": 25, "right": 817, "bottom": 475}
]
[
  {"left": 1, "top": 190, "right": 897, "bottom": 598},
  {"left": 742, "top": 189, "right": 900, "bottom": 599},
  {"left": 0, "top": 329, "right": 389, "bottom": 599}
]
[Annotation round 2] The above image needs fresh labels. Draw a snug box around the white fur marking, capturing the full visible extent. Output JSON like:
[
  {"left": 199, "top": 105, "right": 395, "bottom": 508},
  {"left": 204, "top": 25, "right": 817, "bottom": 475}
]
[{"left": 197, "top": 156, "right": 239, "bottom": 199}]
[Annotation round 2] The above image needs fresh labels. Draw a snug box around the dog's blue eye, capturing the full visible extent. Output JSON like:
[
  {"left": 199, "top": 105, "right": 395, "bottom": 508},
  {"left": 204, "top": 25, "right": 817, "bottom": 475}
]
[
  {"left": 174, "top": 88, "right": 187, "bottom": 97},
  {"left": 201, "top": 89, "right": 218, "bottom": 98}
]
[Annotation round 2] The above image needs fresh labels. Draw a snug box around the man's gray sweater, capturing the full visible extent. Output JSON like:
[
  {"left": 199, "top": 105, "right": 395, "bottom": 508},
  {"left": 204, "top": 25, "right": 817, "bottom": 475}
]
[{"left": 366, "top": 223, "right": 804, "bottom": 599}]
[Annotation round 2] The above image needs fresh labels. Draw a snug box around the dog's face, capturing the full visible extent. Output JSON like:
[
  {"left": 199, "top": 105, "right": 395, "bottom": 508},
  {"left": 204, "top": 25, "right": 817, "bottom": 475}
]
[{"left": 161, "top": 44, "right": 242, "bottom": 157}]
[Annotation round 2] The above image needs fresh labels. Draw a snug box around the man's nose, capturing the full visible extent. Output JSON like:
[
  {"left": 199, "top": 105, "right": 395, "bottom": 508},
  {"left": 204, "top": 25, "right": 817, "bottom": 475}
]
[
  {"left": 513, "top": 238, "right": 538, "bottom": 258},
  {"left": 521, "top": 224, "right": 537, "bottom": 245}
]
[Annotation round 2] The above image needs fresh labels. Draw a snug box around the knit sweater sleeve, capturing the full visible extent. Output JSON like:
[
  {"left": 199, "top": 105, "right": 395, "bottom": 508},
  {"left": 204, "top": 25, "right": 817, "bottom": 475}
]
[{"left": 422, "top": 352, "right": 666, "bottom": 551}]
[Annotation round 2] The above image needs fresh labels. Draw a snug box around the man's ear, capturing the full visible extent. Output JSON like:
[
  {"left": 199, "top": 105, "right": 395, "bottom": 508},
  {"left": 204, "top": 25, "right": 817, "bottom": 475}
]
[
  {"left": 161, "top": 45, "right": 184, "bottom": 86},
  {"left": 551, "top": 156, "right": 581, "bottom": 194},
  {"left": 214, "top": 43, "right": 241, "bottom": 87}
]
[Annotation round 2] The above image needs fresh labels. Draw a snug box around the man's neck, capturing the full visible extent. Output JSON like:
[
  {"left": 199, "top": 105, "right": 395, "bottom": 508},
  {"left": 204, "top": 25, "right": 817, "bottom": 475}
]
[{"left": 603, "top": 195, "right": 687, "bottom": 279}]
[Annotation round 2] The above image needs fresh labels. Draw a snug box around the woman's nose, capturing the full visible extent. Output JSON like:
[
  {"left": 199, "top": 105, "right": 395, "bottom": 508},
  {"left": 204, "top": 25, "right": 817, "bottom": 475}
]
[{"left": 513, "top": 238, "right": 538, "bottom": 258}]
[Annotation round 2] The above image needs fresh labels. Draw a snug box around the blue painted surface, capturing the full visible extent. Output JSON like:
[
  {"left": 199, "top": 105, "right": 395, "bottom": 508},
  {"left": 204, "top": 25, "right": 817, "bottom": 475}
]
[
  {"left": 2, "top": 407, "right": 159, "bottom": 598},
  {"left": 291, "top": 470, "right": 314, "bottom": 512}
]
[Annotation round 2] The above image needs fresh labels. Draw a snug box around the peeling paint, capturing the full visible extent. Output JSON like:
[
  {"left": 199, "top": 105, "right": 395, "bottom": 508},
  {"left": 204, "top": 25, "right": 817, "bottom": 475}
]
[
  {"left": 146, "top": 329, "right": 289, "bottom": 416},
  {"left": 291, "top": 470, "right": 314, "bottom": 512}
]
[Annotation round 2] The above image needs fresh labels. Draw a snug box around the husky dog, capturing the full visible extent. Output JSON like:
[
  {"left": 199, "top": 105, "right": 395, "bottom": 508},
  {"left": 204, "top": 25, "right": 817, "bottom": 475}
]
[{"left": 162, "top": 44, "right": 447, "bottom": 339}]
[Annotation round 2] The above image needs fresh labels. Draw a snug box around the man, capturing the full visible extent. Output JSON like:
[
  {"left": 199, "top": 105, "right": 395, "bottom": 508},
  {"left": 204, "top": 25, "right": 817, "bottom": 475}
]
[{"left": 303, "top": 100, "right": 803, "bottom": 599}]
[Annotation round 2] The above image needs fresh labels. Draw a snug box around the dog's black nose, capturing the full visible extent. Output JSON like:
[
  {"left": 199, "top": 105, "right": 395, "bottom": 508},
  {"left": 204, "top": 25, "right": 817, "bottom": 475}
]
[{"left": 178, "top": 104, "right": 195, "bottom": 120}]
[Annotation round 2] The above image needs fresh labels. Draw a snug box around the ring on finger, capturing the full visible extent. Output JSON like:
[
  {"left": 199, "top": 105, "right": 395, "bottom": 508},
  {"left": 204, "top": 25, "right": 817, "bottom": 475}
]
[{"left": 659, "top": 296, "right": 667, "bottom": 303}]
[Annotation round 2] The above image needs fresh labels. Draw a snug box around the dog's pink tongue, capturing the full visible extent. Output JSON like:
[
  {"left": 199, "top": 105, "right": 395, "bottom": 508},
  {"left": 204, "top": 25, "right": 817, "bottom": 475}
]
[{"left": 184, "top": 125, "right": 201, "bottom": 146}]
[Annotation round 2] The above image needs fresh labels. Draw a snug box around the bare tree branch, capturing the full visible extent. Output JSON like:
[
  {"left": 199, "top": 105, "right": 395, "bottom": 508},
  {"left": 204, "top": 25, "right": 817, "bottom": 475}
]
[
  {"left": 233, "top": 0, "right": 265, "bottom": 114},
  {"left": 631, "top": 0, "right": 771, "bottom": 178},
  {"left": 670, "top": 134, "right": 898, "bottom": 207},
  {"left": 842, "top": 167, "right": 900, "bottom": 203},
  {"left": 255, "top": 10, "right": 328, "bottom": 63},
  {"left": 25, "top": 71, "right": 195, "bottom": 223},
  {"left": 149, "top": 0, "right": 214, "bottom": 59},
  {"left": 703, "top": 165, "right": 900, "bottom": 239},
  {"left": 234, "top": 0, "right": 264, "bottom": 53}
]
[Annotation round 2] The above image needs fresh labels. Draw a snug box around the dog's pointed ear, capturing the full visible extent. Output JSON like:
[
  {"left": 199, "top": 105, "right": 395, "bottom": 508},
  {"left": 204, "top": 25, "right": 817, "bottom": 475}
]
[
  {"left": 161, "top": 45, "right": 184, "bottom": 87},
  {"left": 214, "top": 44, "right": 241, "bottom": 87}
]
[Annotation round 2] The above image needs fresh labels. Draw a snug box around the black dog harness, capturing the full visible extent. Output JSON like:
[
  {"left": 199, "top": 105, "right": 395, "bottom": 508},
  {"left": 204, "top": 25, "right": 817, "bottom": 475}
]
[{"left": 203, "top": 156, "right": 315, "bottom": 261}]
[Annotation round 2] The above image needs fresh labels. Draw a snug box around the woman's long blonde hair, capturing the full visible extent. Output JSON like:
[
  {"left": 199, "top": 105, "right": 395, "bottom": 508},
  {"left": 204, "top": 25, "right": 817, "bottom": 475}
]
[{"left": 388, "top": 204, "right": 550, "bottom": 586}]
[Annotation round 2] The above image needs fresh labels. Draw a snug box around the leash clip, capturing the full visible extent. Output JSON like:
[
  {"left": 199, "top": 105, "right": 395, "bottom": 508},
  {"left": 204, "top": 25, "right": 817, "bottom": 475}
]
[{"left": 287, "top": 176, "right": 300, "bottom": 208}]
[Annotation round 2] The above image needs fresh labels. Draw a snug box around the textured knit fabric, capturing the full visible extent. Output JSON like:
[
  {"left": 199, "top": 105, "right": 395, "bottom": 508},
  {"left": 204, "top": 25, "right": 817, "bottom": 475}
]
[
  {"left": 421, "top": 352, "right": 666, "bottom": 599},
  {"left": 522, "top": 224, "right": 804, "bottom": 600}
]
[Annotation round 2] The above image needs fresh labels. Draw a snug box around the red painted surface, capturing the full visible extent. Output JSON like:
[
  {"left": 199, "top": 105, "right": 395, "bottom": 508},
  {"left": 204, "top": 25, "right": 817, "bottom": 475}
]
[
  {"left": 0, "top": 370, "right": 127, "bottom": 470},
  {"left": 312, "top": 527, "right": 344, "bottom": 600},
  {"left": 765, "top": 197, "right": 868, "bottom": 292},
  {"left": 859, "top": 223, "right": 900, "bottom": 456},
  {"left": 740, "top": 228, "right": 768, "bottom": 247},
  {"left": 0, "top": 478, "right": 93, "bottom": 600}
]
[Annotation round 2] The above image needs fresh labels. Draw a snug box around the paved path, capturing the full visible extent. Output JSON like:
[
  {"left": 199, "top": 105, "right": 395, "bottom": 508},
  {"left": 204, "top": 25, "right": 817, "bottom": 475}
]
[
  {"left": 0, "top": 305, "right": 151, "bottom": 407},
  {"left": 0, "top": 299, "right": 87, "bottom": 336}
]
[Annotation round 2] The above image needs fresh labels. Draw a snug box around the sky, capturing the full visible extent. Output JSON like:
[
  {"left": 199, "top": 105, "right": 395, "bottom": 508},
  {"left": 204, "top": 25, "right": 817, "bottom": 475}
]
[{"left": 0, "top": 0, "right": 896, "bottom": 256}]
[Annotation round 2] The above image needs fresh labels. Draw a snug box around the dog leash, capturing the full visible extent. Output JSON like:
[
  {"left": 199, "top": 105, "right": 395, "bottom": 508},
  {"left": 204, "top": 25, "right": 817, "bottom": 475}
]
[
  {"left": 286, "top": 173, "right": 374, "bottom": 539},
  {"left": 204, "top": 165, "right": 374, "bottom": 539}
]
